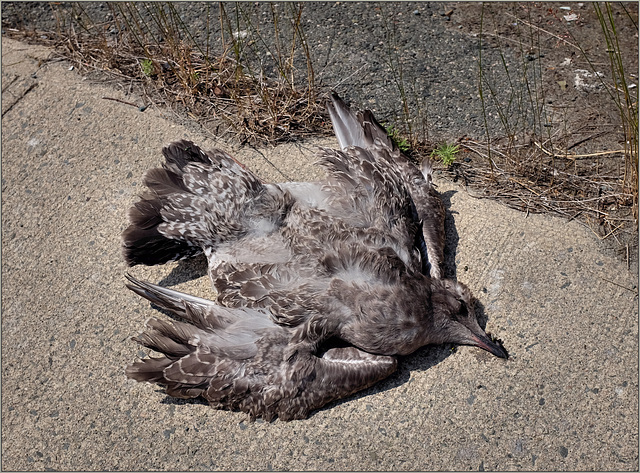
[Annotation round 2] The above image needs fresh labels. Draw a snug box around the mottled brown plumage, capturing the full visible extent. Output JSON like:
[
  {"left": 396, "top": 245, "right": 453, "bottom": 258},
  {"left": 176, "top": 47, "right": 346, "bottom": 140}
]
[
  {"left": 326, "top": 92, "right": 446, "bottom": 278},
  {"left": 125, "top": 275, "right": 397, "bottom": 421},
  {"left": 123, "top": 93, "right": 507, "bottom": 421}
]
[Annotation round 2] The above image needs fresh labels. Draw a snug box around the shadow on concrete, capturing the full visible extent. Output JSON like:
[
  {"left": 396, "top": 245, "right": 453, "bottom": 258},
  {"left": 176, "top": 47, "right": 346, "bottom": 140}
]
[
  {"left": 440, "top": 189, "right": 460, "bottom": 279},
  {"left": 158, "top": 254, "right": 209, "bottom": 287}
]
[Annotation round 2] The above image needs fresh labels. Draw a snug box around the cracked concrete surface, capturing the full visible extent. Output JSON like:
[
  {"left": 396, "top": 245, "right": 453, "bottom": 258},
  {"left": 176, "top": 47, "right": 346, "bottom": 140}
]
[{"left": 2, "top": 37, "right": 638, "bottom": 471}]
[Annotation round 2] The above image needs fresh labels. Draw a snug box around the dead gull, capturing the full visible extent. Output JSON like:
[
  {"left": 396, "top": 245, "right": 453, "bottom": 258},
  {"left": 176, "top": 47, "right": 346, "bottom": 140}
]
[{"left": 123, "top": 93, "right": 507, "bottom": 421}]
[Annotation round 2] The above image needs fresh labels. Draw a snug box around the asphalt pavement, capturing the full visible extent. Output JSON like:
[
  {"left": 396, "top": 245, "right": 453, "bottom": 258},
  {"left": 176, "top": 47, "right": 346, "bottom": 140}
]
[{"left": 1, "top": 36, "right": 638, "bottom": 471}]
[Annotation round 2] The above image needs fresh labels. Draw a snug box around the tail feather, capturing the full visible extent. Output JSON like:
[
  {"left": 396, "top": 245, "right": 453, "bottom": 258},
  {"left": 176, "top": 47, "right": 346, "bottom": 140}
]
[
  {"left": 143, "top": 167, "right": 189, "bottom": 196},
  {"left": 125, "top": 274, "right": 214, "bottom": 316},
  {"left": 122, "top": 154, "right": 205, "bottom": 266},
  {"left": 123, "top": 163, "right": 200, "bottom": 266},
  {"left": 145, "top": 317, "right": 201, "bottom": 350},
  {"left": 126, "top": 357, "right": 174, "bottom": 383},
  {"left": 327, "top": 91, "right": 367, "bottom": 150},
  {"left": 132, "top": 324, "right": 194, "bottom": 358},
  {"left": 125, "top": 274, "right": 276, "bottom": 349},
  {"left": 163, "top": 352, "right": 225, "bottom": 384},
  {"left": 122, "top": 139, "right": 275, "bottom": 267},
  {"left": 358, "top": 109, "right": 396, "bottom": 150},
  {"left": 128, "top": 197, "right": 164, "bottom": 230},
  {"left": 122, "top": 226, "right": 200, "bottom": 267},
  {"left": 124, "top": 273, "right": 275, "bottom": 334},
  {"left": 166, "top": 384, "right": 207, "bottom": 400},
  {"left": 162, "top": 140, "right": 212, "bottom": 172}
]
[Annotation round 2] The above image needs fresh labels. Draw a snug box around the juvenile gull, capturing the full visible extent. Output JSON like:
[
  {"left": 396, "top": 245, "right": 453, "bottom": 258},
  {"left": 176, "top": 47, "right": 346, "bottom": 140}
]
[{"left": 123, "top": 93, "right": 507, "bottom": 421}]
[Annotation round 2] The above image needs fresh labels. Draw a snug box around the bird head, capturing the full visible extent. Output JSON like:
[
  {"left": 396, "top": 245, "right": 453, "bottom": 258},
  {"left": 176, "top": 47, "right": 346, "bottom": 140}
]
[{"left": 429, "top": 278, "right": 508, "bottom": 359}]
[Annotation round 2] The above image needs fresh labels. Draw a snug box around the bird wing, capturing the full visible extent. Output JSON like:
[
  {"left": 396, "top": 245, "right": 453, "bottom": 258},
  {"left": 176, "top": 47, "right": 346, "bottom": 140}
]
[
  {"left": 327, "top": 93, "right": 445, "bottom": 278},
  {"left": 125, "top": 274, "right": 397, "bottom": 421},
  {"left": 124, "top": 274, "right": 274, "bottom": 334},
  {"left": 327, "top": 91, "right": 395, "bottom": 151},
  {"left": 272, "top": 346, "right": 397, "bottom": 421},
  {"left": 317, "top": 146, "right": 417, "bottom": 239},
  {"left": 122, "top": 140, "right": 293, "bottom": 266}
]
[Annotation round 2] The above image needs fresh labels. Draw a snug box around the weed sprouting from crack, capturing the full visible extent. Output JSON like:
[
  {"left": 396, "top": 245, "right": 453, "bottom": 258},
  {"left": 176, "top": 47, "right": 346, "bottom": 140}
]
[
  {"left": 385, "top": 124, "right": 411, "bottom": 153},
  {"left": 431, "top": 143, "right": 460, "bottom": 167}
]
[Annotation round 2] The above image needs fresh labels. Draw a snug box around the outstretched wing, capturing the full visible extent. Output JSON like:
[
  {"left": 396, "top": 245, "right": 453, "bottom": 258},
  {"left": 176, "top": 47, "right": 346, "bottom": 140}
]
[
  {"left": 125, "top": 275, "right": 397, "bottom": 421},
  {"left": 122, "top": 140, "right": 293, "bottom": 267},
  {"left": 315, "top": 146, "right": 420, "bottom": 266},
  {"left": 327, "top": 92, "right": 445, "bottom": 278}
]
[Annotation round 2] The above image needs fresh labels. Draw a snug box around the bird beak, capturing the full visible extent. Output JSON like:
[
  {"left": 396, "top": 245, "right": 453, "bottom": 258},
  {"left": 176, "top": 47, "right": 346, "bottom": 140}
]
[{"left": 470, "top": 332, "right": 509, "bottom": 359}]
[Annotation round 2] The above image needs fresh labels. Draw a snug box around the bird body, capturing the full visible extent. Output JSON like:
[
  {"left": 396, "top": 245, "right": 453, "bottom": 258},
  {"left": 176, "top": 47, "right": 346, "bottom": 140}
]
[{"left": 123, "top": 93, "right": 507, "bottom": 421}]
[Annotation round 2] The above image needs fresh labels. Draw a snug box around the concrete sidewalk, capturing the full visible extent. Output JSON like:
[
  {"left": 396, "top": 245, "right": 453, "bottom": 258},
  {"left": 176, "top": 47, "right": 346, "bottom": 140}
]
[{"left": 2, "top": 37, "right": 638, "bottom": 471}]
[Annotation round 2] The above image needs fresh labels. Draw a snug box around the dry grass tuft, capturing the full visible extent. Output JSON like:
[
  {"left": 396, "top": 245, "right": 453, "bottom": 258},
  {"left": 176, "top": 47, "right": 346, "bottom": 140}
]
[
  {"left": 38, "top": 2, "right": 330, "bottom": 145},
  {"left": 442, "top": 2, "right": 638, "bottom": 244},
  {"left": 443, "top": 137, "right": 635, "bottom": 240}
]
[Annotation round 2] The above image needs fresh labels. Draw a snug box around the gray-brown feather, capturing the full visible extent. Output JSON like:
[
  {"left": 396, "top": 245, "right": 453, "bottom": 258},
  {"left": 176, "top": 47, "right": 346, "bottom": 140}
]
[
  {"left": 327, "top": 92, "right": 445, "bottom": 278},
  {"left": 125, "top": 276, "right": 397, "bottom": 421},
  {"left": 122, "top": 95, "right": 500, "bottom": 421},
  {"left": 122, "top": 140, "right": 294, "bottom": 267}
]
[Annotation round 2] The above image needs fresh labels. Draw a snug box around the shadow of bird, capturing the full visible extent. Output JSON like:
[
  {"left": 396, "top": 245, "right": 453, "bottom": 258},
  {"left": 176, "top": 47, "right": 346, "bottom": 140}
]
[{"left": 122, "top": 93, "right": 508, "bottom": 421}]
